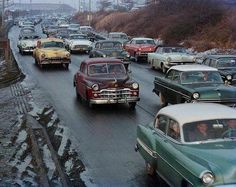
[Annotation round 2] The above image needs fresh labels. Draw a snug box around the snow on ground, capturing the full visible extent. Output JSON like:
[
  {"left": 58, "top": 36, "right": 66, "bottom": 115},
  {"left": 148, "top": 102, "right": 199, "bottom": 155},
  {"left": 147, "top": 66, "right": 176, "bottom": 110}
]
[
  {"left": 55, "top": 125, "right": 70, "bottom": 156},
  {"left": 42, "top": 144, "right": 56, "bottom": 180},
  {"left": 65, "top": 158, "right": 74, "bottom": 174},
  {"left": 16, "top": 130, "right": 27, "bottom": 144}
]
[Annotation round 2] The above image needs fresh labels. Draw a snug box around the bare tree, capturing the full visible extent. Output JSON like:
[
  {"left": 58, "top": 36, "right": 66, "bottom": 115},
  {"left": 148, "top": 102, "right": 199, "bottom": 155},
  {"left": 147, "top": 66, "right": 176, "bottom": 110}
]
[{"left": 99, "top": 0, "right": 112, "bottom": 11}]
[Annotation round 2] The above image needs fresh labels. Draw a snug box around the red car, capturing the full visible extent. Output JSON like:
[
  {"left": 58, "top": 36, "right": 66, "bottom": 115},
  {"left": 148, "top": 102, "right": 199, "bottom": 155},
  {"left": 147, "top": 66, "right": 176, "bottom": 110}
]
[
  {"left": 73, "top": 58, "right": 140, "bottom": 109},
  {"left": 124, "top": 37, "right": 157, "bottom": 62}
]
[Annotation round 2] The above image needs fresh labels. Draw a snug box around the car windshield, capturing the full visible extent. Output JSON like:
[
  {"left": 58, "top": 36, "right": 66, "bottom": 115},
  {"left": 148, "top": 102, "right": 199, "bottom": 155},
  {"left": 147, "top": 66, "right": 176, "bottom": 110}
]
[
  {"left": 41, "top": 41, "right": 64, "bottom": 48},
  {"left": 217, "top": 58, "right": 236, "bottom": 68},
  {"left": 180, "top": 71, "right": 223, "bottom": 84},
  {"left": 88, "top": 63, "right": 126, "bottom": 75},
  {"left": 100, "top": 42, "right": 122, "bottom": 49},
  {"left": 183, "top": 119, "right": 236, "bottom": 143},
  {"left": 163, "top": 47, "right": 187, "bottom": 53},
  {"left": 70, "top": 35, "right": 87, "bottom": 40},
  {"left": 135, "top": 39, "right": 155, "bottom": 45}
]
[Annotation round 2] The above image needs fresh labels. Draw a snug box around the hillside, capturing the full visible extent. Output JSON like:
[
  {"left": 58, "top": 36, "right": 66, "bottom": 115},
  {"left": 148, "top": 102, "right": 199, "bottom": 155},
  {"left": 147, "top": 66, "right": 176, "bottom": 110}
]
[{"left": 74, "top": 0, "right": 236, "bottom": 51}]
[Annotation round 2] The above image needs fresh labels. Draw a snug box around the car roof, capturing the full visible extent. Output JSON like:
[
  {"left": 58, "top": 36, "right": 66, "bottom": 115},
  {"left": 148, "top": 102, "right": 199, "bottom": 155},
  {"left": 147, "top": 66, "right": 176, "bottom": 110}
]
[
  {"left": 83, "top": 58, "right": 122, "bottom": 65},
  {"left": 131, "top": 37, "right": 154, "bottom": 40},
  {"left": 39, "top": 38, "right": 63, "bottom": 43},
  {"left": 158, "top": 103, "right": 236, "bottom": 125},
  {"left": 169, "top": 64, "right": 218, "bottom": 72},
  {"left": 205, "top": 55, "right": 236, "bottom": 59},
  {"left": 109, "top": 32, "right": 127, "bottom": 35},
  {"left": 96, "top": 40, "right": 122, "bottom": 44}
]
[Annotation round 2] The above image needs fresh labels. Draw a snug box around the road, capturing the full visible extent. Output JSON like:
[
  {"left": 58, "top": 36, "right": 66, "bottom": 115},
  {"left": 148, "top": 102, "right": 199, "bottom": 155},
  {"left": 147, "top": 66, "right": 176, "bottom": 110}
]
[{"left": 9, "top": 25, "right": 166, "bottom": 187}]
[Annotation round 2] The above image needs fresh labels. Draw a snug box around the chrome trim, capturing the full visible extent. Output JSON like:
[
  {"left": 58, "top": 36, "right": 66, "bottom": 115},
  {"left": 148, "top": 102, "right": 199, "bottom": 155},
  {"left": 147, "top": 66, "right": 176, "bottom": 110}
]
[
  {"left": 90, "top": 97, "right": 139, "bottom": 104},
  {"left": 137, "top": 138, "right": 157, "bottom": 158}
]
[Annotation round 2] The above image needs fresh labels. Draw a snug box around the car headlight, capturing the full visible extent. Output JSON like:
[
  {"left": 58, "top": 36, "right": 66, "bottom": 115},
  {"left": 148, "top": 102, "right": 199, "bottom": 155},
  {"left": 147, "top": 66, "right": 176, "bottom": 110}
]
[
  {"left": 201, "top": 172, "right": 214, "bottom": 185},
  {"left": 103, "top": 54, "right": 106, "bottom": 57},
  {"left": 66, "top": 53, "right": 70, "bottom": 57},
  {"left": 41, "top": 54, "right": 46, "bottom": 59},
  {"left": 192, "top": 92, "right": 200, "bottom": 99},
  {"left": 167, "top": 57, "right": 171, "bottom": 62},
  {"left": 132, "top": 82, "right": 139, "bottom": 89},
  {"left": 226, "top": 74, "right": 232, "bottom": 80},
  {"left": 92, "top": 84, "right": 99, "bottom": 91}
]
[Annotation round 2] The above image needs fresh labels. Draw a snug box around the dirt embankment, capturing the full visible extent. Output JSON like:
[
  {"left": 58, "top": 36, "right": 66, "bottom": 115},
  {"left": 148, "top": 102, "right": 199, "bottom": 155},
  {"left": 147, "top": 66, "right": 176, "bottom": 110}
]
[{"left": 74, "top": 0, "right": 236, "bottom": 51}]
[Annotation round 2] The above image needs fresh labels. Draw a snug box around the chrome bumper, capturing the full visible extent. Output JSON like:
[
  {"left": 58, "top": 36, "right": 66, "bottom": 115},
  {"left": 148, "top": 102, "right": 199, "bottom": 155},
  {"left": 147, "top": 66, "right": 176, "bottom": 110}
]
[{"left": 90, "top": 97, "right": 140, "bottom": 104}]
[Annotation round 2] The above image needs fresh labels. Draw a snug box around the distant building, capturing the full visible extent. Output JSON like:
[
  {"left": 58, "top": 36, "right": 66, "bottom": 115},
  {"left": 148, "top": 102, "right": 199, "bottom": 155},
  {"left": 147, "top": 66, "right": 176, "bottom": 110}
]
[{"left": 9, "top": 3, "right": 76, "bottom": 13}]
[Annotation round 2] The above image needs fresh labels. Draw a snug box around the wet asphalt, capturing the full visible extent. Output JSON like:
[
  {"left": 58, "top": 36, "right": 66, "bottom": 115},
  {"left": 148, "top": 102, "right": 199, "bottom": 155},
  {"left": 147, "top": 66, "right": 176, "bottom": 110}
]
[{"left": 8, "top": 25, "right": 167, "bottom": 187}]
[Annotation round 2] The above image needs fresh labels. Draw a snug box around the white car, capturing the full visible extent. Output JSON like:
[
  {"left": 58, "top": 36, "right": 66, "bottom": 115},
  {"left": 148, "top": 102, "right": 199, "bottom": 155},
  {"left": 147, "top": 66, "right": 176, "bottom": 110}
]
[
  {"left": 148, "top": 46, "right": 196, "bottom": 73},
  {"left": 64, "top": 34, "right": 93, "bottom": 53},
  {"left": 17, "top": 33, "right": 40, "bottom": 55},
  {"left": 68, "top": 23, "right": 80, "bottom": 32}
]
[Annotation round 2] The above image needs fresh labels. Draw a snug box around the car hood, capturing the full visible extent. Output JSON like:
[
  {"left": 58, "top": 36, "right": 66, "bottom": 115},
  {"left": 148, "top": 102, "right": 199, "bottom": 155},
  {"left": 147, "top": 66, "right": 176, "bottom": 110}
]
[
  {"left": 88, "top": 74, "right": 130, "bottom": 88},
  {"left": 70, "top": 40, "right": 92, "bottom": 46},
  {"left": 185, "top": 84, "right": 236, "bottom": 100},
  {"left": 40, "top": 48, "right": 69, "bottom": 57},
  {"left": 19, "top": 39, "right": 37, "bottom": 46},
  {"left": 181, "top": 141, "right": 236, "bottom": 184},
  {"left": 165, "top": 53, "right": 195, "bottom": 61}
]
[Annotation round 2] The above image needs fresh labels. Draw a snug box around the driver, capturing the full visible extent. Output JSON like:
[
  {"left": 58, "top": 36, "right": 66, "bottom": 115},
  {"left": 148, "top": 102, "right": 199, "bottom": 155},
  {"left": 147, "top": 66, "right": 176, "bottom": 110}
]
[{"left": 224, "top": 119, "right": 236, "bottom": 138}]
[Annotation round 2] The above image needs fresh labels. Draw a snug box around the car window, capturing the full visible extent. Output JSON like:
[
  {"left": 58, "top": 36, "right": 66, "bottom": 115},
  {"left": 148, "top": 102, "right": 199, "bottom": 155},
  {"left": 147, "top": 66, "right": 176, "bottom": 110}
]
[
  {"left": 155, "top": 115, "right": 169, "bottom": 134},
  {"left": 183, "top": 119, "right": 236, "bottom": 142},
  {"left": 209, "top": 60, "right": 217, "bottom": 68},
  {"left": 167, "top": 119, "right": 180, "bottom": 141},
  {"left": 202, "top": 58, "right": 211, "bottom": 66},
  {"left": 172, "top": 71, "right": 181, "bottom": 83},
  {"left": 217, "top": 58, "right": 236, "bottom": 68},
  {"left": 41, "top": 41, "right": 64, "bottom": 48},
  {"left": 180, "top": 71, "right": 223, "bottom": 84},
  {"left": 166, "top": 70, "right": 175, "bottom": 80}
]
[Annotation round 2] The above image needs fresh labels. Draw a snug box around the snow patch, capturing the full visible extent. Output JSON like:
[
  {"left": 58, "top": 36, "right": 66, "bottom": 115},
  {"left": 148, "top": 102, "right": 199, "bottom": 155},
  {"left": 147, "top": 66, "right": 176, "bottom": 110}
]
[
  {"left": 55, "top": 126, "right": 70, "bottom": 156},
  {"left": 16, "top": 130, "right": 27, "bottom": 144},
  {"left": 47, "top": 112, "right": 58, "bottom": 128},
  {"left": 65, "top": 158, "right": 73, "bottom": 174},
  {"left": 42, "top": 144, "right": 56, "bottom": 180},
  {"left": 28, "top": 101, "right": 43, "bottom": 119}
]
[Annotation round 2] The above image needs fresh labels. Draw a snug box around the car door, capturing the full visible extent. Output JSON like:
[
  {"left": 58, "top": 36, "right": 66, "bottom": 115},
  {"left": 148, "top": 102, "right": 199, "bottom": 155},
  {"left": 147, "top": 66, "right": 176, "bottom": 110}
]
[
  {"left": 155, "top": 116, "right": 183, "bottom": 187},
  {"left": 161, "top": 70, "right": 178, "bottom": 104},
  {"left": 77, "top": 63, "right": 87, "bottom": 99}
]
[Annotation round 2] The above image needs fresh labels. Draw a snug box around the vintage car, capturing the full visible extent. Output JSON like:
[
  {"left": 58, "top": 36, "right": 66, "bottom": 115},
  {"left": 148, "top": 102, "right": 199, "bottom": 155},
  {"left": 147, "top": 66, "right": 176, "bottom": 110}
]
[
  {"left": 68, "top": 23, "right": 80, "bottom": 32},
  {"left": 124, "top": 37, "right": 157, "bottom": 62},
  {"left": 89, "top": 40, "right": 130, "bottom": 62},
  {"left": 148, "top": 46, "right": 196, "bottom": 73},
  {"left": 202, "top": 55, "right": 236, "bottom": 86},
  {"left": 79, "top": 26, "right": 93, "bottom": 34},
  {"left": 73, "top": 58, "right": 140, "bottom": 109},
  {"left": 135, "top": 103, "right": 236, "bottom": 187},
  {"left": 33, "top": 38, "right": 71, "bottom": 69},
  {"left": 153, "top": 65, "right": 236, "bottom": 107},
  {"left": 64, "top": 34, "right": 93, "bottom": 53},
  {"left": 18, "top": 27, "right": 36, "bottom": 39},
  {"left": 44, "top": 25, "right": 58, "bottom": 37},
  {"left": 17, "top": 33, "right": 40, "bottom": 54},
  {"left": 108, "top": 32, "right": 129, "bottom": 45}
]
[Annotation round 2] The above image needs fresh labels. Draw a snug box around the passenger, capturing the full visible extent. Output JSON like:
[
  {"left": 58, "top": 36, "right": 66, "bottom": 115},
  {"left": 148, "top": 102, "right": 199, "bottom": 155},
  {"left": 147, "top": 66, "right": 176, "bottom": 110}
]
[
  {"left": 223, "top": 119, "right": 236, "bottom": 138},
  {"left": 189, "top": 123, "right": 210, "bottom": 142},
  {"left": 89, "top": 65, "right": 95, "bottom": 74},
  {"left": 169, "top": 122, "right": 180, "bottom": 140}
]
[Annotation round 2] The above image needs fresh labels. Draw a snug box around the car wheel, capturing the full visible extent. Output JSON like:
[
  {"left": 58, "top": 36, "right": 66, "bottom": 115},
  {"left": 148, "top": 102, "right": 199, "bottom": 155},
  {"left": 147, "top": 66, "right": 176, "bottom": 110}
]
[
  {"left": 129, "top": 102, "right": 136, "bottom": 110},
  {"left": 75, "top": 88, "right": 81, "bottom": 100},
  {"left": 159, "top": 92, "right": 168, "bottom": 107},
  {"left": 89, "top": 53, "right": 93, "bottom": 58},
  {"left": 150, "top": 60, "right": 155, "bottom": 69},
  {"left": 161, "top": 63, "right": 167, "bottom": 73},
  {"left": 64, "top": 63, "right": 69, "bottom": 70},
  {"left": 134, "top": 53, "right": 139, "bottom": 62},
  {"left": 146, "top": 162, "right": 155, "bottom": 176}
]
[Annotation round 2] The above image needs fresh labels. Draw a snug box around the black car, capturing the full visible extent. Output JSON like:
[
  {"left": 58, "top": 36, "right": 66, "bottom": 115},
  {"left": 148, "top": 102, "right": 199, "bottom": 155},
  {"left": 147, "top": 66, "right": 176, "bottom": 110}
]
[
  {"left": 202, "top": 55, "right": 236, "bottom": 85},
  {"left": 89, "top": 40, "right": 130, "bottom": 61}
]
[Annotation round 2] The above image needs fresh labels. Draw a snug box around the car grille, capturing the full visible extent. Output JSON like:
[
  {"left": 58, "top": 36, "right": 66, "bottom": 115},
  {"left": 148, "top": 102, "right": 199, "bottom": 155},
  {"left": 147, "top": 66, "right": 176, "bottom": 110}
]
[
  {"left": 99, "top": 88, "right": 132, "bottom": 99},
  {"left": 74, "top": 45, "right": 89, "bottom": 49}
]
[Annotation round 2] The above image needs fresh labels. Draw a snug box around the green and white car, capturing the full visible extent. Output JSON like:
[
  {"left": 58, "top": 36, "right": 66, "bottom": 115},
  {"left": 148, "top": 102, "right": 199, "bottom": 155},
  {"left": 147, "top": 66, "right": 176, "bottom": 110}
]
[{"left": 136, "top": 103, "right": 236, "bottom": 187}]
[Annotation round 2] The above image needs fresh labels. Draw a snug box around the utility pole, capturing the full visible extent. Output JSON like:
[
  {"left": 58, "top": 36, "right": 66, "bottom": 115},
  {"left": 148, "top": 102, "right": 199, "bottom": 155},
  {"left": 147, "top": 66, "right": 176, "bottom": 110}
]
[{"left": 1, "top": 0, "right": 5, "bottom": 30}]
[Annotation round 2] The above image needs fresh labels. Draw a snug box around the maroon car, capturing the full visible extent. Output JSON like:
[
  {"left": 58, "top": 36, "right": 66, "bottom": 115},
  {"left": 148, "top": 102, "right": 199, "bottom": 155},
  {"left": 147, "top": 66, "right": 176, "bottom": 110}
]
[{"left": 73, "top": 58, "right": 140, "bottom": 109}]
